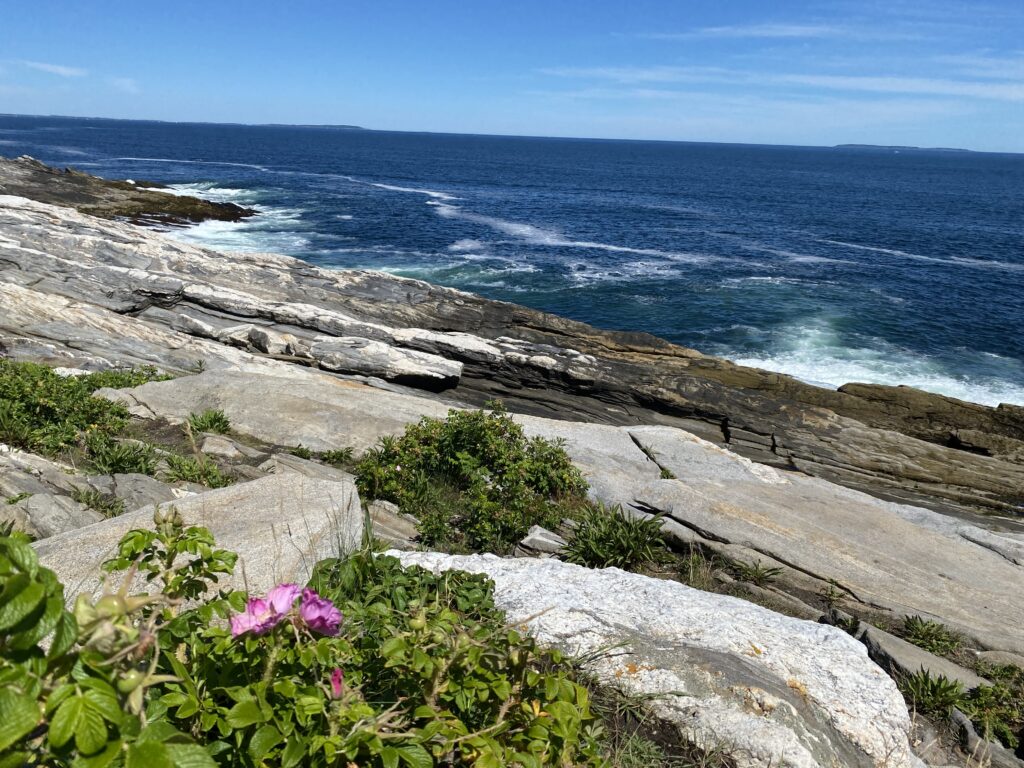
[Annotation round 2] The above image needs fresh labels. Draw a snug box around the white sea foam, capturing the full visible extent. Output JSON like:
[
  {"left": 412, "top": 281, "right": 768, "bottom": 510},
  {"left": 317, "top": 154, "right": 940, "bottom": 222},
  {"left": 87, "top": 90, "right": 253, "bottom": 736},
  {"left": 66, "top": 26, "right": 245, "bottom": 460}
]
[
  {"left": 115, "top": 157, "right": 270, "bottom": 172},
  {"left": 822, "top": 239, "right": 1024, "bottom": 272},
  {"left": 724, "top": 323, "right": 1024, "bottom": 406},
  {"left": 448, "top": 238, "right": 488, "bottom": 252},
  {"left": 368, "top": 182, "right": 460, "bottom": 201}
]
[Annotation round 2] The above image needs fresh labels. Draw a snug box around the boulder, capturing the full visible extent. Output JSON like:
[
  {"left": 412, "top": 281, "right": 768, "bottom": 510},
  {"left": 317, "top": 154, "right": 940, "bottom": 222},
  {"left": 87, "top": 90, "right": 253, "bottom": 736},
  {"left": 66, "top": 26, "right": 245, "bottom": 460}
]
[
  {"left": 34, "top": 473, "right": 363, "bottom": 601},
  {"left": 395, "top": 552, "right": 921, "bottom": 768},
  {"left": 515, "top": 525, "right": 567, "bottom": 556},
  {"left": 858, "top": 625, "right": 990, "bottom": 690},
  {"left": 110, "top": 472, "right": 193, "bottom": 512},
  {"left": 3, "top": 493, "right": 102, "bottom": 538}
]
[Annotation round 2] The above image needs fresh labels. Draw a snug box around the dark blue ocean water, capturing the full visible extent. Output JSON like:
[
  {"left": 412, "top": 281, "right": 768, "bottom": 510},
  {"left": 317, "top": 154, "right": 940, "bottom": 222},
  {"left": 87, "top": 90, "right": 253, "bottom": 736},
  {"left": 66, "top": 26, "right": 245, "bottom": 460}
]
[{"left": 2, "top": 114, "right": 1022, "bottom": 405}]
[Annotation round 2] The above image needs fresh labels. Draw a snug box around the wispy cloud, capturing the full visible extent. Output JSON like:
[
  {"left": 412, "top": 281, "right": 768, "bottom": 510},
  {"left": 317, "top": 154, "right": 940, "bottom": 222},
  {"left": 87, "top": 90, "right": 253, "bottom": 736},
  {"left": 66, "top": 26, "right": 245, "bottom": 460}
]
[
  {"left": 21, "top": 60, "right": 87, "bottom": 77},
  {"left": 936, "top": 52, "right": 1024, "bottom": 80},
  {"left": 654, "top": 23, "right": 844, "bottom": 39},
  {"left": 109, "top": 76, "right": 140, "bottom": 94},
  {"left": 540, "top": 66, "right": 1024, "bottom": 101}
]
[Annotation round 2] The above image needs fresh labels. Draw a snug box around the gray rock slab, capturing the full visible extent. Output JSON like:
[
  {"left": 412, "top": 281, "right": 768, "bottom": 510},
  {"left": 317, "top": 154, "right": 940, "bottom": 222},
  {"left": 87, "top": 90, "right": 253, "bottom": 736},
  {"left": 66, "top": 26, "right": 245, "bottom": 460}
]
[
  {"left": 517, "top": 525, "right": 567, "bottom": 555},
  {"left": 111, "top": 472, "right": 193, "bottom": 513},
  {"left": 311, "top": 336, "right": 462, "bottom": 387},
  {"left": 35, "top": 473, "right": 363, "bottom": 602},
  {"left": 102, "top": 368, "right": 453, "bottom": 453},
  {"left": 395, "top": 552, "right": 921, "bottom": 768},
  {"left": 858, "top": 626, "right": 989, "bottom": 690},
  {"left": 3, "top": 493, "right": 102, "bottom": 538},
  {"left": 626, "top": 426, "right": 1024, "bottom": 654},
  {"left": 259, "top": 452, "right": 354, "bottom": 483}
]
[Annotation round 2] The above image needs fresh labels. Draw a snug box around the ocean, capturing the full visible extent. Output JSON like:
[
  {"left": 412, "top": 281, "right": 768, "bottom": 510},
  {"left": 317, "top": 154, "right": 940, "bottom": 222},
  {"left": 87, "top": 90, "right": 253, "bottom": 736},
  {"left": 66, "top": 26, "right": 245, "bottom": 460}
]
[{"left": 2, "top": 114, "right": 1022, "bottom": 406}]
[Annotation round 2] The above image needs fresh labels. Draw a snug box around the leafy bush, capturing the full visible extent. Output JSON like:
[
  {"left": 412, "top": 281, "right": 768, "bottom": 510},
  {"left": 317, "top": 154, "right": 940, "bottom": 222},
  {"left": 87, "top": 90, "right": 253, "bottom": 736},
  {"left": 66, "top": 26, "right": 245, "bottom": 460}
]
[
  {"left": 86, "top": 432, "right": 157, "bottom": 475},
  {"left": 289, "top": 444, "right": 314, "bottom": 459},
  {"left": 164, "top": 454, "right": 233, "bottom": 488},
  {"left": 355, "top": 404, "right": 588, "bottom": 554},
  {"left": 902, "top": 616, "right": 963, "bottom": 656},
  {"left": 563, "top": 503, "right": 667, "bottom": 571},
  {"left": 0, "top": 523, "right": 217, "bottom": 765},
  {"left": 1, "top": 513, "right": 606, "bottom": 767},
  {"left": 188, "top": 409, "right": 232, "bottom": 435},
  {"left": 0, "top": 360, "right": 166, "bottom": 456}
]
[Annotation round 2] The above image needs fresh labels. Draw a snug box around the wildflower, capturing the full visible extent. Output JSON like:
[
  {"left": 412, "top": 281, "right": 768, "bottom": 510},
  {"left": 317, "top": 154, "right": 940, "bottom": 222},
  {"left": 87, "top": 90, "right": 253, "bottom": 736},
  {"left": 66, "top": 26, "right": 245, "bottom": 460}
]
[
  {"left": 330, "top": 668, "right": 345, "bottom": 699},
  {"left": 266, "top": 583, "right": 300, "bottom": 614},
  {"left": 299, "top": 587, "right": 343, "bottom": 636},
  {"left": 229, "top": 597, "right": 283, "bottom": 637}
]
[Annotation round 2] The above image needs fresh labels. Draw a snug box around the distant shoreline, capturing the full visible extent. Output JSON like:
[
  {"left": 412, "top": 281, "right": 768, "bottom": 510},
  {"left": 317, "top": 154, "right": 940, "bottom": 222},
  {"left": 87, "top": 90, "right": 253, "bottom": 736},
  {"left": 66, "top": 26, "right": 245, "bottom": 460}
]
[{"left": 3, "top": 112, "right": 1018, "bottom": 156}]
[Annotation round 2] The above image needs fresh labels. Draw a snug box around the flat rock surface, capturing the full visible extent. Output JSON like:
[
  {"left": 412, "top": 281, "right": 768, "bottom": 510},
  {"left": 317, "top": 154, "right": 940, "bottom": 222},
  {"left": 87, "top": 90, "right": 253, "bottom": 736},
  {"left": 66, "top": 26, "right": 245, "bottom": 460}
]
[
  {"left": 34, "top": 473, "right": 363, "bottom": 601},
  {"left": 395, "top": 552, "right": 921, "bottom": 768},
  {"left": 1, "top": 191, "right": 1022, "bottom": 520}
]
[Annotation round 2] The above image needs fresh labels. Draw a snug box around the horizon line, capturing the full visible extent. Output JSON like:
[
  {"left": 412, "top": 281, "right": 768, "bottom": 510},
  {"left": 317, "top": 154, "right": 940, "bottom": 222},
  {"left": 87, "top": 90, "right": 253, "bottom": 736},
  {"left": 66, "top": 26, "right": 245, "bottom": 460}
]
[{"left": 2, "top": 111, "right": 1020, "bottom": 156}]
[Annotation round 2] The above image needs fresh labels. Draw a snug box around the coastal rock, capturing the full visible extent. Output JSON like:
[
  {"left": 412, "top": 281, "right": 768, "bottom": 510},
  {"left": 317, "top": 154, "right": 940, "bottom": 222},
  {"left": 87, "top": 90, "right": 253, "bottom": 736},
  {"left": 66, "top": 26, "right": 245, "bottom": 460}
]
[
  {"left": 0, "top": 155, "right": 255, "bottom": 225},
  {"left": 310, "top": 337, "right": 462, "bottom": 388},
  {"left": 2, "top": 493, "right": 102, "bottom": 538},
  {"left": 395, "top": 552, "right": 921, "bottom": 768},
  {"left": 98, "top": 369, "right": 1024, "bottom": 654},
  {"left": 34, "top": 473, "right": 364, "bottom": 601},
  {"left": 858, "top": 625, "right": 990, "bottom": 690},
  {"left": 110, "top": 472, "right": 192, "bottom": 512}
]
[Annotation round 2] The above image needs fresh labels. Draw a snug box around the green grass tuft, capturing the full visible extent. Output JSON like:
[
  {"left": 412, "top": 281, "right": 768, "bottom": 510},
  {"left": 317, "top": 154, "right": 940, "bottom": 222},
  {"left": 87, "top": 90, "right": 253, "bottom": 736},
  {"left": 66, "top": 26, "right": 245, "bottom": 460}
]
[
  {"left": 164, "top": 454, "right": 233, "bottom": 488},
  {"left": 187, "top": 409, "right": 231, "bottom": 434},
  {"left": 563, "top": 503, "right": 667, "bottom": 571}
]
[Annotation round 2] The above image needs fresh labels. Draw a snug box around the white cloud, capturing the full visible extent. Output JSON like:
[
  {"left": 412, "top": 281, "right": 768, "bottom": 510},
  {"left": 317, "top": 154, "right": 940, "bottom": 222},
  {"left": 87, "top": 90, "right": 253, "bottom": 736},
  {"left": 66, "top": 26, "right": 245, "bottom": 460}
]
[
  {"left": 662, "top": 23, "right": 844, "bottom": 39},
  {"left": 541, "top": 66, "right": 1024, "bottom": 102},
  {"left": 109, "top": 77, "right": 140, "bottom": 94},
  {"left": 22, "top": 60, "right": 87, "bottom": 77}
]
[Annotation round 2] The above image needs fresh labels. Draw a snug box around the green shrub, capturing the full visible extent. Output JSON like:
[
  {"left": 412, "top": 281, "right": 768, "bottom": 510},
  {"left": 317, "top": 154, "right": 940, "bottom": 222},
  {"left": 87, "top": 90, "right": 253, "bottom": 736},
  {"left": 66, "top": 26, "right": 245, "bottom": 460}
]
[
  {"left": 902, "top": 615, "right": 963, "bottom": 656},
  {"left": 164, "top": 454, "right": 232, "bottom": 488},
  {"left": 355, "top": 404, "right": 588, "bottom": 554},
  {"left": 899, "top": 669, "right": 966, "bottom": 715},
  {"left": 563, "top": 503, "right": 667, "bottom": 571},
  {"left": 86, "top": 432, "right": 157, "bottom": 475},
  {"left": 70, "top": 487, "right": 126, "bottom": 518},
  {"left": 0, "top": 360, "right": 167, "bottom": 456},
  {"left": 188, "top": 409, "right": 231, "bottom": 435},
  {"left": 319, "top": 447, "right": 355, "bottom": 467},
  {"left": 289, "top": 444, "right": 313, "bottom": 459},
  {"left": 0, "top": 510, "right": 604, "bottom": 766}
]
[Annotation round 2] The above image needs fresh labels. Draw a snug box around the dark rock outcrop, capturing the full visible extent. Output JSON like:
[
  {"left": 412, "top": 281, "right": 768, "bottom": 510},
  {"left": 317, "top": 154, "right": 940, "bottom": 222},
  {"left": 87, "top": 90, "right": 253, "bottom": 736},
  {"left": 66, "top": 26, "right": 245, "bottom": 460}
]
[{"left": 0, "top": 155, "right": 255, "bottom": 226}]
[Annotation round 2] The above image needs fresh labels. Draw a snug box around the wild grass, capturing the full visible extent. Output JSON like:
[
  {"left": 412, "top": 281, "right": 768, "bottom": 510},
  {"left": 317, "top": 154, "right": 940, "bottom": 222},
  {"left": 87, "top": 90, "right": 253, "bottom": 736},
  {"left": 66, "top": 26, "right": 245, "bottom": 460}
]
[
  {"left": 187, "top": 408, "right": 231, "bottom": 434},
  {"left": 70, "top": 487, "right": 126, "bottom": 518},
  {"left": 563, "top": 503, "right": 668, "bottom": 572},
  {"left": 163, "top": 454, "right": 233, "bottom": 488},
  {"left": 901, "top": 615, "right": 963, "bottom": 656}
]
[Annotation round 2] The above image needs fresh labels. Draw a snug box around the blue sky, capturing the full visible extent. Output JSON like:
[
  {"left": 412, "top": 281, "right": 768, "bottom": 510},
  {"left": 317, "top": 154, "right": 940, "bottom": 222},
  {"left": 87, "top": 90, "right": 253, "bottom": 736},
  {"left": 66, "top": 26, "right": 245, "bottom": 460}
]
[{"left": 1, "top": 0, "right": 1023, "bottom": 151}]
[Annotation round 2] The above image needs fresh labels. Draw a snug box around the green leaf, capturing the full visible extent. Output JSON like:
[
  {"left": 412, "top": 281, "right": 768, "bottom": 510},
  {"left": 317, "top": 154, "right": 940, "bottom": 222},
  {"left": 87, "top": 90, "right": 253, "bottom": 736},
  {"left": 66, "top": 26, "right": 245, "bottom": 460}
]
[
  {"left": 0, "top": 538, "right": 38, "bottom": 577},
  {"left": 380, "top": 746, "right": 399, "bottom": 768},
  {"left": 165, "top": 744, "right": 218, "bottom": 768},
  {"left": 9, "top": 595, "right": 64, "bottom": 649},
  {"left": 281, "top": 735, "right": 307, "bottom": 768},
  {"left": 49, "top": 694, "right": 85, "bottom": 749},
  {"left": 73, "top": 738, "right": 122, "bottom": 768},
  {"left": 225, "top": 699, "right": 266, "bottom": 729},
  {"left": 0, "top": 687, "right": 39, "bottom": 752},
  {"left": 83, "top": 686, "right": 123, "bottom": 726},
  {"left": 247, "top": 724, "right": 282, "bottom": 761},
  {"left": 48, "top": 609, "right": 78, "bottom": 659},
  {"left": 0, "top": 578, "right": 44, "bottom": 631},
  {"left": 75, "top": 698, "right": 108, "bottom": 755},
  {"left": 396, "top": 744, "right": 433, "bottom": 768},
  {"left": 126, "top": 741, "right": 175, "bottom": 768}
]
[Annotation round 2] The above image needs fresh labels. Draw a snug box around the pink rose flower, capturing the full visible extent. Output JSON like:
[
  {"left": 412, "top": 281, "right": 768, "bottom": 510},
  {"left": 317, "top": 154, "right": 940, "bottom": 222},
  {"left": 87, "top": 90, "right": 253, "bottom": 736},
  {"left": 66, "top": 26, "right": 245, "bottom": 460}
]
[
  {"left": 330, "top": 668, "right": 344, "bottom": 699},
  {"left": 266, "top": 583, "right": 300, "bottom": 614},
  {"left": 229, "top": 597, "right": 284, "bottom": 637},
  {"left": 299, "top": 587, "right": 343, "bottom": 636}
]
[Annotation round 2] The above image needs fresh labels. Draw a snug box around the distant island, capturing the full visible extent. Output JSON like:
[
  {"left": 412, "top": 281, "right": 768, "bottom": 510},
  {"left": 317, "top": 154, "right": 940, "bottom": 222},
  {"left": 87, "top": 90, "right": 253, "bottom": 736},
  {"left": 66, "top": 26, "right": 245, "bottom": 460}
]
[{"left": 835, "top": 144, "right": 972, "bottom": 153}]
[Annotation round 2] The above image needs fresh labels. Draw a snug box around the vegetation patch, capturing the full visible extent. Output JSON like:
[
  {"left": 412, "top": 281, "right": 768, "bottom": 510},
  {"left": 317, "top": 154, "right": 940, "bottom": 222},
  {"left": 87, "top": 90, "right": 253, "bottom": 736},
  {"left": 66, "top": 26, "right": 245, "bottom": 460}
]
[
  {"left": 85, "top": 432, "right": 158, "bottom": 475},
  {"left": 901, "top": 615, "right": 963, "bottom": 657},
  {"left": 187, "top": 409, "right": 231, "bottom": 435},
  {"left": 0, "top": 515, "right": 606, "bottom": 766},
  {"left": 70, "top": 487, "right": 126, "bottom": 518},
  {"left": 164, "top": 454, "right": 233, "bottom": 488},
  {"left": 564, "top": 503, "right": 667, "bottom": 571},
  {"left": 898, "top": 668, "right": 1023, "bottom": 750},
  {"left": 0, "top": 359, "right": 167, "bottom": 459},
  {"left": 356, "top": 404, "right": 588, "bottom": 554}
]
